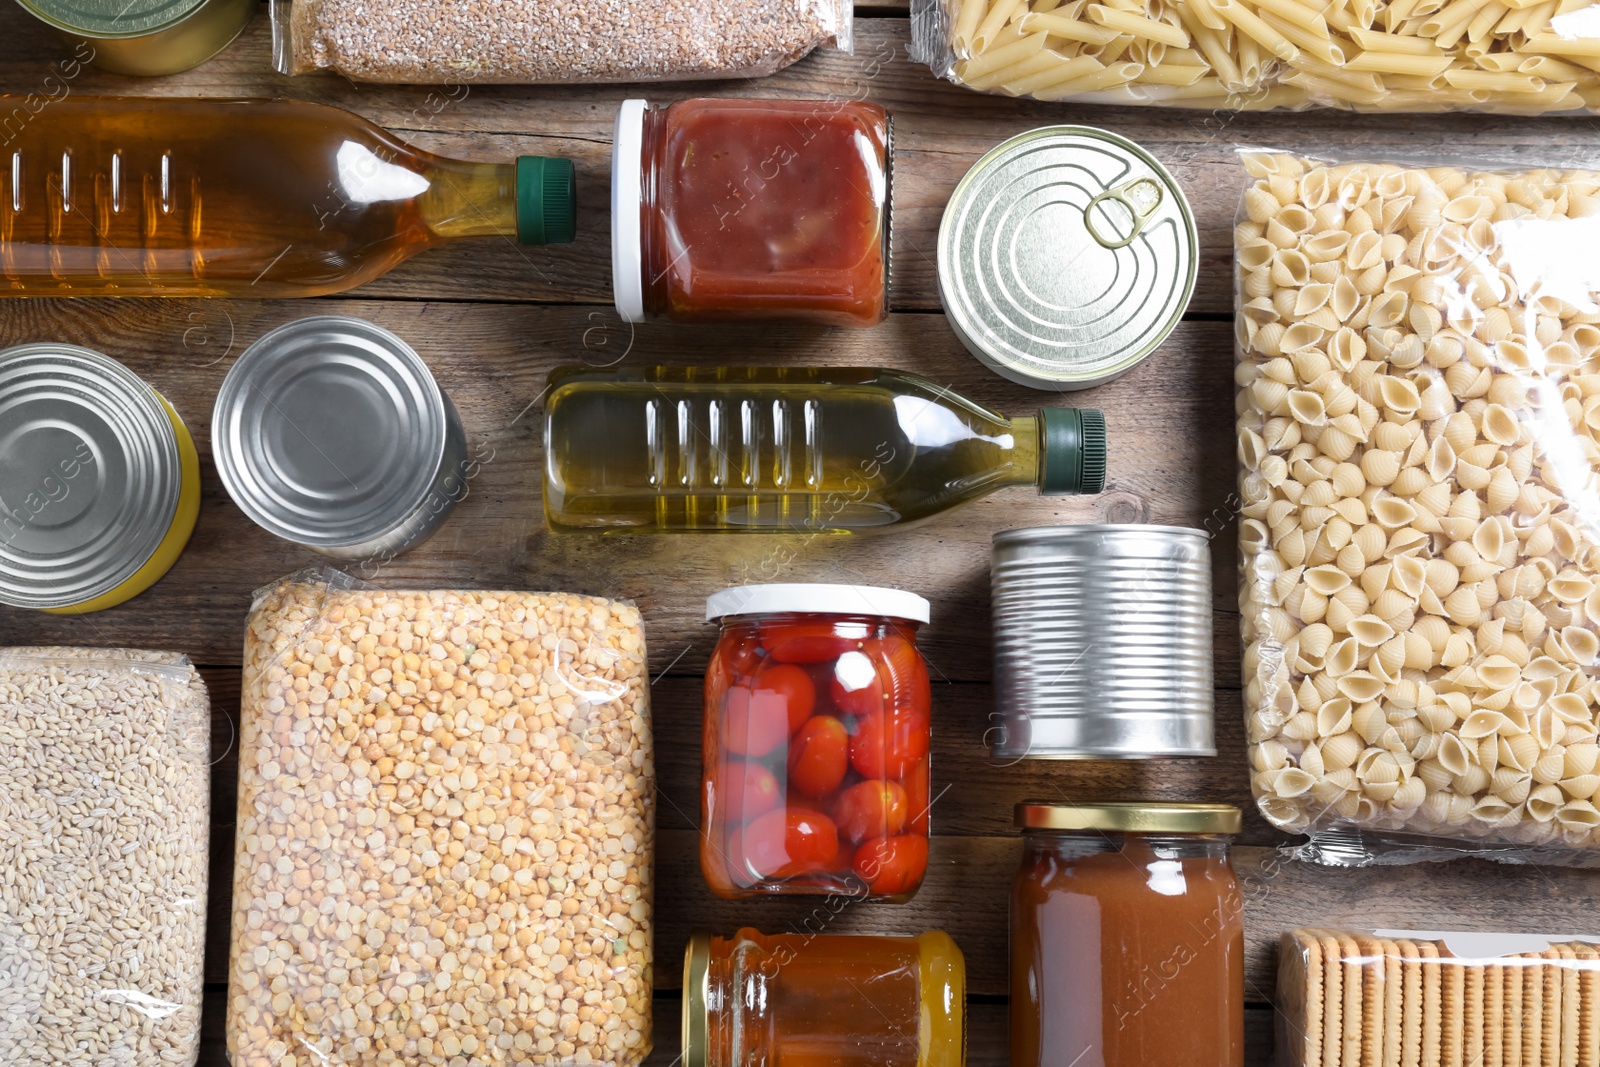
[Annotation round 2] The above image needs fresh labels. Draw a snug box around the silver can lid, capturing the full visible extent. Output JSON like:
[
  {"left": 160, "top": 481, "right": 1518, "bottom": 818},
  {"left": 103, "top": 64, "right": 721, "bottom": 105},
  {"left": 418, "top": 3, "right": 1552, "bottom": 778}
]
[
  {"left": 213, "top": 316, "right": 451, "bottom": 551},
  {"left": 0, "top": 344, "right": 182, "bottom": 609},
  {"left": 938, "top": 126, "right": 1197, "bottom": 392}
]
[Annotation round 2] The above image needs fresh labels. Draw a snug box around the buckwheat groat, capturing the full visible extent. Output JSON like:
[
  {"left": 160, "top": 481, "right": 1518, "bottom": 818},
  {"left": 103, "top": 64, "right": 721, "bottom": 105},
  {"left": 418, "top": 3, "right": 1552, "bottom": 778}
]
[{"left": 275, "top": 0, "right": 848, "bottom": 83}]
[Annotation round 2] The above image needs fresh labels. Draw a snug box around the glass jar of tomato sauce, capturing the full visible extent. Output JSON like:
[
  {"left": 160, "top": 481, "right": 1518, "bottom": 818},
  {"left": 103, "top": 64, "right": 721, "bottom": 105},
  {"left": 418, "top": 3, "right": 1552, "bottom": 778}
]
[
  {"left": 684, "top": 928, "right": 965, "bottom": 1067},
  {"left": 702, "top": 583, "right": 932, "bottom": 901},
  {"left": 611, "top": 98, "right": 891, "bottom": 327},
  {"left": 1011, "top": 802, "right": 1245, "bottom": 1067}
]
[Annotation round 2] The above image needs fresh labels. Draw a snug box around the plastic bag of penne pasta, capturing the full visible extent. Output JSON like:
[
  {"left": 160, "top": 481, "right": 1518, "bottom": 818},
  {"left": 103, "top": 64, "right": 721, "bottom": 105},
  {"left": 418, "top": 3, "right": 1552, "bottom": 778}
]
[
  {"left": 1236, "top": 149, "right": 1600, "bottom": 867},
  {"left": 908, "top": 0, "right": 1600, "bottom": 111}
]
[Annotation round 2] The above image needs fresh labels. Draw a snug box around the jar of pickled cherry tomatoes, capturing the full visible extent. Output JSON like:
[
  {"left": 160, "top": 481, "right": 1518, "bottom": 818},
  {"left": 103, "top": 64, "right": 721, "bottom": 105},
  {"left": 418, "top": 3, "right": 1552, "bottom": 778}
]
[
  {"left": 702, "top": 583, "right": 933, "bottom": 901},
  {"left": 683, "top": 928, "right": 966, "bottom": 1067}
]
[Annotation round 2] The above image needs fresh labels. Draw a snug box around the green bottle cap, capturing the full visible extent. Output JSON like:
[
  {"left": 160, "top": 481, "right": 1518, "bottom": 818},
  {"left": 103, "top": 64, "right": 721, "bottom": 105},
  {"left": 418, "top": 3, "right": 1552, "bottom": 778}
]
[
  {"left": 1039, "top": 408, "right": 1107, "bottom": 495},
  {"left": 515, "top": 157, "right": 576, "bottom": 245}
]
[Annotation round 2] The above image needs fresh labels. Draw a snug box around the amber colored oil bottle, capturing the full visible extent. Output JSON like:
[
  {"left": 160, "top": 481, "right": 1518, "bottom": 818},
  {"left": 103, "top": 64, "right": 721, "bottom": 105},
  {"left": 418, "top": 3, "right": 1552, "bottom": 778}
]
[{"left": 0, "top": 96, "right": 574, "bottom": 296}]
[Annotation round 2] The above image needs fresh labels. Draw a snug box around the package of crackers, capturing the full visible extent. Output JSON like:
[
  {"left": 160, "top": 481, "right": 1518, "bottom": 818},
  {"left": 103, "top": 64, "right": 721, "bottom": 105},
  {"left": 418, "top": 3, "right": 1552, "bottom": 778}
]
[{"left": 1278, "top": 928, "right": 1600, "bottom": 1067}]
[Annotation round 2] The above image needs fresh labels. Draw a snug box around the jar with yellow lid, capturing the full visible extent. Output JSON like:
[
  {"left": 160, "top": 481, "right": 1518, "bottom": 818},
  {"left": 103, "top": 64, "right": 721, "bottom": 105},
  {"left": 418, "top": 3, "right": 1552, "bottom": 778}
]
[
  {"left": 0, "top": 344, "right": 200, "bottom": 614},
  {"left": 1011, "top": 801, "right": 1245, "bottom": 1067},
  {"left": 683, "top": 928, "right": 965, "bottom": 1067}
]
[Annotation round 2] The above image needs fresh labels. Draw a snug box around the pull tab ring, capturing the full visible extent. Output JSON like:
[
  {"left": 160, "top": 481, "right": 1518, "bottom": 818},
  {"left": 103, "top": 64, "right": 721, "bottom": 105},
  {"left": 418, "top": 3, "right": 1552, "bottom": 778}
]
[{"left": 1085, "top": 177, "right": 1165, "bottom": 250}]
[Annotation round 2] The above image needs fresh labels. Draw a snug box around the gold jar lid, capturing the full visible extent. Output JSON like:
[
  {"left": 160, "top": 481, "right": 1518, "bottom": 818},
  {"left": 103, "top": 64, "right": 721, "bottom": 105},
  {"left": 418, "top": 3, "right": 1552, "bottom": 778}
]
[
  {"left": 1016, "top": 801, "right": 1241, "bottom": 835},
  {"left": 682, "top": 932, "right": 713, "bottom": 1067}
]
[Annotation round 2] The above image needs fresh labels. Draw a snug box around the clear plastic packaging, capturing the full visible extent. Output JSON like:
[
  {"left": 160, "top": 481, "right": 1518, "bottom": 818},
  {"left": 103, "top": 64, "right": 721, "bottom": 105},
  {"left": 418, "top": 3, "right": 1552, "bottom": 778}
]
[
  {"left": 1278, "top": 928, "right": 1600, "bottom": 1067},
  {"left": 1236, "top": 150, "right": 1600, "bottom": 866},
  {"left": 226, "top": 571, "right": 655, "bottom": 1067},
  {"left": 271, "top": 0, "right": 851, "bottom": 83},
  {"left": 910, "top": 0, "right": 1600, "bottom": 112},
  {"left": 0, "top": 647, "right": 210, "bottom": 1067}
]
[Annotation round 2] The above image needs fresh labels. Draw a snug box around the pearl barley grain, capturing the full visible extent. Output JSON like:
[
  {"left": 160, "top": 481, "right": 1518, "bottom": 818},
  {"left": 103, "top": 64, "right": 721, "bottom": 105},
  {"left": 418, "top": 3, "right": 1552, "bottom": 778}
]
[
  {"left": 0, "top": 649, "right": 210, "bottom": 1067},
  {"left": 227, "top": 581, "right": 654, "bottom": 1067}
]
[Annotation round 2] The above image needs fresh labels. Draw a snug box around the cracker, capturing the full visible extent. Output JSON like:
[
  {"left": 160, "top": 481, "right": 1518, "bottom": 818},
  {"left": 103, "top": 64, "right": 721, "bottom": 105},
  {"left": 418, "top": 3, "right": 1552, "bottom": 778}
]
[
  {"left": 1571, "top": 942, "right": 1597, "bottom": 1067},
  {"left": 1402, "top": 939, "right": 1424, "bottom": 1067},
  {"left": 1506, "top": 951, "right": 1526, "bottom": 1067},
  {"left": 1554, "top": 944, "right": 1578, "bottom": 1067},
  {"left": 1344, "top": 934, "right": 1366, "bottom": 1067},
  {"left": 1384, "top": 939, "right": 1405, "bottom": 1067},
  {"left": 1464, "top": 954, "right": 1485, "bottom": 1067},
  {"left": 1439, "top": 939, "right": 1464, "bottom": 1067},
  {"left": 1359, "top": 936, "right": 1388, "bottom": 1067},
  {"left": 1542, "top": 948, "right": 1564, "bottom": 1067},
  {"left": 1286, "top": 931, "right": 1325, "bottom": 1067},
  {"left": 1485, "top": 953, "right": 1505, "bottom": 1067},
  {"left": 1419, "top": 940, "right": 1442, "bottom": 1067},
  {"left": 1323, "top": 934, "right": 1346, "bottom": 1067}
]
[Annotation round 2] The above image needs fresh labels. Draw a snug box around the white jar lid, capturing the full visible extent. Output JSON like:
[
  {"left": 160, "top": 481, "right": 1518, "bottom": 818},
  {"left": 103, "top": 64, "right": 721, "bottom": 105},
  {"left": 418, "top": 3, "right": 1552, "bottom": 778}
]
[
  {"left": 611, "top": 99, "right": 647, "bottom": 324},
  {"left": 706, "top": 583, "right": 930, "bottom": 624}
]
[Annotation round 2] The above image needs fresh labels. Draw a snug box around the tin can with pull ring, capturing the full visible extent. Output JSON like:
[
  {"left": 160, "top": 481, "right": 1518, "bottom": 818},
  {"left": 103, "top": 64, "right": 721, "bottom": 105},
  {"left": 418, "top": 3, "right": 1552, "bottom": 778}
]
[{"left": 937, "top": 126, "right": 1197, "bottom": 391}]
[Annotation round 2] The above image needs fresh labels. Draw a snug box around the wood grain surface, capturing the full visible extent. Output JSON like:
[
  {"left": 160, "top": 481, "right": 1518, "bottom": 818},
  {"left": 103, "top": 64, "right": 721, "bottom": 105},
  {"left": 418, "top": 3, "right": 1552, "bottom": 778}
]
[{"left": 2, "top": 5, "right": 1599, "bottom": 1066}]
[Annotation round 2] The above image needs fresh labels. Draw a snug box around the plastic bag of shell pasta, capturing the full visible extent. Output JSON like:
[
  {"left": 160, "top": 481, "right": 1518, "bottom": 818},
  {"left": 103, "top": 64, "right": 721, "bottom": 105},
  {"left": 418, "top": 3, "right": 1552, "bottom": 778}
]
[{"left": 1235, "top": 148, "right": 1600, "bottom": 866}]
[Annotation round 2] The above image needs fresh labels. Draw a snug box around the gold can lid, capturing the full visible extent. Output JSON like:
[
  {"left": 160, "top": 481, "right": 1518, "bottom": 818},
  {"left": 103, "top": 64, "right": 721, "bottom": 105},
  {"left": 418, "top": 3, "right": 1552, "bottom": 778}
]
[
  {"left": 1016, "top": 800, "right": 1241, "bottom": 835},
  {"left": 681, "top": 932, "right": 712, "bottom": 1067}
]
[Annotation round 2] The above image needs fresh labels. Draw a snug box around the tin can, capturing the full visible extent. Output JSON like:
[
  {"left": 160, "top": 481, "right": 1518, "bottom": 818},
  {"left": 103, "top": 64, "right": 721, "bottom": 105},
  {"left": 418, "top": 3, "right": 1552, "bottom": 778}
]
[
  {"left": 0, "top": 343, "right": 201, "bottom": 614},
  {"left": 990, "top": 524, "right": 1214, "bottom": 759},
  {"left": 15, "top": 0, "right": 255, "bottom": 75},
  {"left": 212, "top": 316, "right": 468, "bottom": 560},
  {"left": 938, "top": 127, "right": 1197, "bottom": 392}
]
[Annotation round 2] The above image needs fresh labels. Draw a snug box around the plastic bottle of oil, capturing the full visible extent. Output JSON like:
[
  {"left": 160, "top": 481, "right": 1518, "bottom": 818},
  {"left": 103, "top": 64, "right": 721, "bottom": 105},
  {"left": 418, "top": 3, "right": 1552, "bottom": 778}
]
[
  {"left": 542, "top": 365, "right": 1108, "bottom": 532},
  {"left": 0, "top": 96, "right": 575, "bottom": 297}
]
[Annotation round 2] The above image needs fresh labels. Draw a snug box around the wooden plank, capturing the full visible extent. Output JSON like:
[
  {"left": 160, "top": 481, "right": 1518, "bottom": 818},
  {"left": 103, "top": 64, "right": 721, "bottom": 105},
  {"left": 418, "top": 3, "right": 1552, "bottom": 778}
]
[
  {"left": 198, "top": 822, "right": 1600, "bottom": 995},
  {"left": 0, "top": 302, "right": 1242, "bottom": 674},
  {"left": 194, "top": 992, "right": 1279, "bottom": 1066},
  {"left": 0, "top": 19, "right": 1591, "bottom": 315}
]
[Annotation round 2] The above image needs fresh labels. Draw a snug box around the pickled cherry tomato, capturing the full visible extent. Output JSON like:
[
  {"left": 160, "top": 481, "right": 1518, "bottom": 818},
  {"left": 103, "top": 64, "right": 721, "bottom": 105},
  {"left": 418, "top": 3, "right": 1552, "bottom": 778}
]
[
  {"left": 752, "top": 663, "right": 815, "bottom": 735},
  {"left": 719, "top": 760, "right": 781, "bottom": 823},
  {"left": 828, "top": 650, "right": 884, "bottom": 717},
  {"left": 849, "top": 705, "right": 930, "bottom": 780},
  {"left": 763, "top": 621, "right": 864, "bottom": 664},
  {"left": 852, "top": 834, "right": 928, "bottom": 897},
  {"left": 871, "top": 634, "right": 931, "bottom": 720},
  {"left": 715, "top": 631, "right": 766, "bottom": 684},
  {"left": 834, "top": 780, "right": 909, "bottom": 843},
  {"left": 739, "top": 807, "right": 840, "bottom": 880},
  {"left": 787, "top": 716, "right": 849, "bottom": 798},
  {"left": 903, "top": 755, "right": 931, "bottom": 834},
  {"left": 723, "top": 685, "right": 790, "bottom": 757}
]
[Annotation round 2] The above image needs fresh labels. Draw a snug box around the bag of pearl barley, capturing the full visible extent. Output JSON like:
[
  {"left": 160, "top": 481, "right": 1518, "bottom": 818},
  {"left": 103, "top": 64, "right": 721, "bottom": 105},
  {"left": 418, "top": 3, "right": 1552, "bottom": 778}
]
[
  {"left": 226, "top": 571, "right": 655, "bottom": 1067},
  {"left": 1236, "top": 149, "right": 1600, "bottom": 866},
  {"left": 0, "top": 648, "right": 210, "bottom": 1067}
]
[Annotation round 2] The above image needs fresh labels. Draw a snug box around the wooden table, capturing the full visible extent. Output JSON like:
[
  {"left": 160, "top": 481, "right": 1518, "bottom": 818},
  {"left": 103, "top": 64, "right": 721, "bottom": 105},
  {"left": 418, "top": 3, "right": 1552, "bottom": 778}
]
[{"left": 3, "top": 6, "right": 1598, "bottom": 1064}]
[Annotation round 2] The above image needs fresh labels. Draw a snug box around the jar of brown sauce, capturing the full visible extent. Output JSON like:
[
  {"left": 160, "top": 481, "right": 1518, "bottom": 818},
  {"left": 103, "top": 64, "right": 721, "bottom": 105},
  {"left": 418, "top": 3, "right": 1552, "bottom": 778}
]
[{"left": 1010, "top": 801, "right": 1245, "bottom": 1067}]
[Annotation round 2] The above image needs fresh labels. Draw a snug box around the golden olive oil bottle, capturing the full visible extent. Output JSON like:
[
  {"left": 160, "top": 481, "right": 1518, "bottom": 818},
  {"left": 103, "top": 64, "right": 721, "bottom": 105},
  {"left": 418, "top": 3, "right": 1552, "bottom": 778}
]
[{"left": 543, "top": 365, "right": 1107, "bottom": 532}]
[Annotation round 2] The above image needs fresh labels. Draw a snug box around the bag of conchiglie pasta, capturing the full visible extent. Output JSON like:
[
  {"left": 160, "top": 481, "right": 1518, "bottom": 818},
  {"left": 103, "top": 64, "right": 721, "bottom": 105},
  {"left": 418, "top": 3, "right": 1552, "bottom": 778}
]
[
  {"left": 909, "top": 0, "right": 1600, "bottom": 111},
  {"left": 1235, "top": 148, "right": 1600, "bottom": 866}
]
